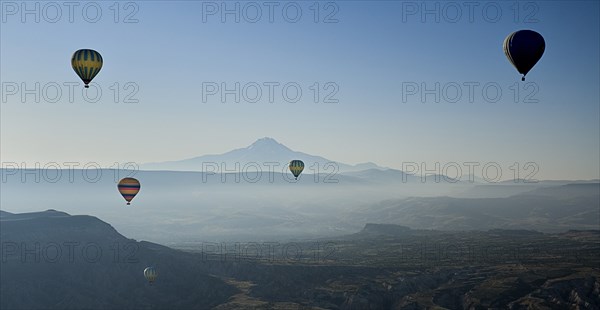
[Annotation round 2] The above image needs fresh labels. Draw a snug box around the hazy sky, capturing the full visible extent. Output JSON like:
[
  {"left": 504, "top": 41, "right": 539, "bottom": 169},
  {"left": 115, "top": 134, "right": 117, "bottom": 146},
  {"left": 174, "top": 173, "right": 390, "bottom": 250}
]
[{"left": 1, "top": 1, "right": 599, "bottom": 180}]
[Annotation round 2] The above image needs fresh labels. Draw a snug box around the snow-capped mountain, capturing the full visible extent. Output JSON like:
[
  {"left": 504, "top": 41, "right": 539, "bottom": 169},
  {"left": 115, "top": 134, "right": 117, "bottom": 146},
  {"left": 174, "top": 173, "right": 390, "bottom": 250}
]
[{"left": 141, "top": 137, "right": 387, "bottom": 172}]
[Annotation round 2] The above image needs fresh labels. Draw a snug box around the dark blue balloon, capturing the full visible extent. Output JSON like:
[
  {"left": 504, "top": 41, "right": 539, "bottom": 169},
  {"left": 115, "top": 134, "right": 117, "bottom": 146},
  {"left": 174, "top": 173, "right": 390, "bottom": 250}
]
[{"left": 503, "top": 30, "right": 545, "bottom": 81}]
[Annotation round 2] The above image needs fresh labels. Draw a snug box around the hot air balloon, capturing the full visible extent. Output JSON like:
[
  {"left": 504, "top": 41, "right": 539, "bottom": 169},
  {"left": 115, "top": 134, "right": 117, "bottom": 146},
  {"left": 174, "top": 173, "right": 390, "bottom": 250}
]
[
  {"left": 117, "top": 177, "right": 140, "bottom": 205},
  {"left": 71, "top": 49, "right": 103, "bottom": 88},
  {"left": 144, "top": 267, "right": 158, "bottom": 285},
  {"left": 503, "top": 30, "right": 545, "bottom": 81},
  {"left": 288, "top": 160, "right": 304, "bottom": 180}
]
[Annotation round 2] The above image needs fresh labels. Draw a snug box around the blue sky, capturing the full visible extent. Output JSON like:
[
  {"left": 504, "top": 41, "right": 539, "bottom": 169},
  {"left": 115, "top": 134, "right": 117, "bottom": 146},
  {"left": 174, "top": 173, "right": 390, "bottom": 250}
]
[{"left": 1, "top": 1, "right": 599, "bottom": 180}]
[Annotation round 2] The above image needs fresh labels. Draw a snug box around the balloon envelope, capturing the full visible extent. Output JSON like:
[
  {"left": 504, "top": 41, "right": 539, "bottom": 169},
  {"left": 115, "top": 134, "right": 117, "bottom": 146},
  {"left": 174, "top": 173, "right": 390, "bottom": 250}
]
[
  {"left": 288, "top": 160, "right": 304, "bottom": 179},
  {"left": 71, "top": 49, "right": 103, "bottom": 88},
  {"left": 144, "top": 267, "right": 158, "bottom": 284},
  {"left": 117, "top": 178, "right": 140, "bottom": 205},
  {"left": 503, "top": 30, "right": 545, "bottom": 81}
]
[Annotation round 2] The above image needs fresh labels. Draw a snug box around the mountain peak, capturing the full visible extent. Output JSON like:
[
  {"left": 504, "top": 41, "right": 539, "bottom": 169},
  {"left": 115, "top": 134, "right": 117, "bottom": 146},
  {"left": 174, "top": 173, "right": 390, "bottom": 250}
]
[
  {"left": 246, "top": 137, "right": 292, "bottom": 152},
  {"left": 250, "top": 137, "right": 280, "bottom": 145},
  {"left": 142, "top": 137, "right": 386, "bottom": 172}
]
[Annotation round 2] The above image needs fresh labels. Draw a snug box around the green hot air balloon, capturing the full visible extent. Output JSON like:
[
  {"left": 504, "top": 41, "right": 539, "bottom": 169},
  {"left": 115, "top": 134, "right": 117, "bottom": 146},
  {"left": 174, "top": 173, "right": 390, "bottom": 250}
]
[
  {"left": 503, "top": 30, "right": 545, "bottom": 81},
  {"left": 288, "top": 160, "right": 304, "bottom": 180},
  {"left": 71, "top": 49, "right": 103, "bottom": 88},
  {"left": 144, "top": 267, "right": 158, "bottom": 285}
]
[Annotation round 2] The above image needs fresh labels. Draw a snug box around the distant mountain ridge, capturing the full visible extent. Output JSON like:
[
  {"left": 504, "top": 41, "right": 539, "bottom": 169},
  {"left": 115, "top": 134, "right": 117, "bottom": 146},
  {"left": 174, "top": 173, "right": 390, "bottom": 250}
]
[
  {"left": 0, "top": 209, "right": 69, "bottom": 220},
  {"left": 346, "top": 183, "right": 600, "bottom": 232},
  {"left": 0, "top": 210, "right": 13, "bottom": 217},
  {"left": 354, "top": 223, "right": 546, "bottom": 238},
  {"left": 142, "top": 137, "right": 388, "bottom": 172}
]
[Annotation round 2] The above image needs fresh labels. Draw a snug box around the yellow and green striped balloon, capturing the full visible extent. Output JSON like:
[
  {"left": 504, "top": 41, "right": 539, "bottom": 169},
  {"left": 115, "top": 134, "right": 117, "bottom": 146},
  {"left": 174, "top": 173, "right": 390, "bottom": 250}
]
[
  {"left": 71, "top": 49, "right": 103, "bottom": 88},
  {"left": 288, "top": 160, "right": 304, "bottom": 180},
  {"left": 144, "top": 266, "right": 158, "bottom": 285}
]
